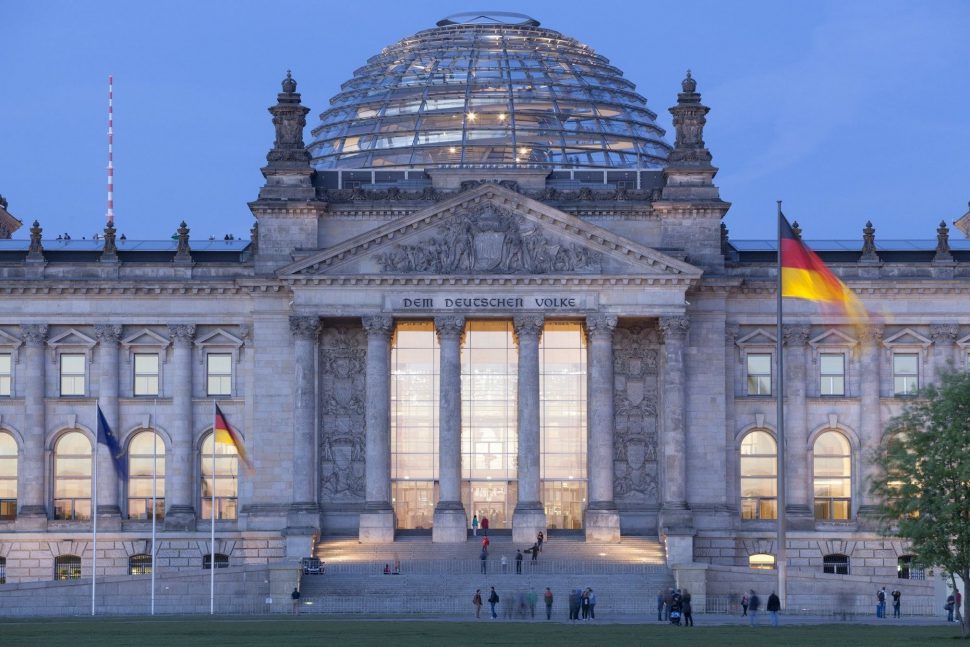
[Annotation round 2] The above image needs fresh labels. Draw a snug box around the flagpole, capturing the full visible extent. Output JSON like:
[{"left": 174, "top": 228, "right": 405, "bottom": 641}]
[
  {"left": 92, "top": 403, "right": 99, "bottom": 616},
  {"left": 776, "top": 201, "right": 788, "bottom": 608},
  {"left": 210, "top": 400, "right": 216, "bottom": 615},
  {"left": 151, "top": 398, "right": 157, "bottom": 616}
]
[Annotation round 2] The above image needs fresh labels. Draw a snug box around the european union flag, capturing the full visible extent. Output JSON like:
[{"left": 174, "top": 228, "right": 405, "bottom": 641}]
[{"left": 97, "top": 405, "right": 127, "bottom": 479}]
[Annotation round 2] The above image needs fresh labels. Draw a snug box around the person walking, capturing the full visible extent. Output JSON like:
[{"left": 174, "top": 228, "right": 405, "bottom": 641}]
[
  {"left": 741, "top": 591, "right": 749, "bottom": 616},
  {"left": 482, "top": 535, "right": 490, "bottom": 552},
  {"left": 877, "top": 586, "right": 887, "bottom": 618},
  {"left": 473, "top": 589, "right": 483, "bottom": 618},
  {"left": 530, "top": 541, "right": 540, "bottom": 563},
  {"left": 488, "top": 586, "right": 499, "bottom": 619},
  {"left": 657, "top": 589, "right": 665, "bottom": 621},
  {"left": 767, "top": 591, "right": 780, "bottom": 627},
  {"left": 748, "top": 590, "right": 761, "bottom": 626},
  {"left": 544, "top": 587, "right": 554, "bottom": 620},
  {"left": 682, "top": 590, "right": 693, "bottom": 627},
  {"left": 892, "top": 589, "right": 901, "bottom": 618},
  {"left": 481, "top": 515, "right": 489, "bottom": 536},
  {"left": 291, "top": 587, "right": 301, "bottom": 615},
  {"left": 527, "top": 587, "right": 538, "bottom": 619},
  {"left": 588, "top": 588, "right": 597, "bottom": 620},
  {"left": 515, "top": 549, "right": 523, "bottom": 574},
  {"left": 472, "top": 514, "right": 479, "bottom": 537},
  {"left": 480, "top": 548, "right": 488, "bottom": 574}
]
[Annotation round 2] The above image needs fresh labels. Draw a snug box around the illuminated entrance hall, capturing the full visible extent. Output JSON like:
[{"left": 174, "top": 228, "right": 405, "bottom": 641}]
[{"left": 390, "top": 320, "right": 587, "bottom": 531}]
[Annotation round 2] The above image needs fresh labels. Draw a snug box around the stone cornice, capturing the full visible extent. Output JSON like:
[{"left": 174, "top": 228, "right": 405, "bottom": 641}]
[{"left": 280, "top": 274, "right": 697, "bottom": 288}]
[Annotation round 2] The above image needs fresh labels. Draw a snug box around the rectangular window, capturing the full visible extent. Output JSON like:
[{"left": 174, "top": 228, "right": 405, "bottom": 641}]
[
  {"left": 133, "top": 353, "right": 160, "bottom": 396},
  {"left": 893, "top": 353, "right": 919, "bottom": 396},
  {"left": 206, "top": 353, "right": 232, "bottom": 396},
  {"left": 0, "top": 353, "right": 10, "bottom": 396},
  {"left": 746, "top": 353, "right": 772, "bottom": 396},
  {"left": 820, "top": 353, "right": 845, "bottom": 396},
  {"left": 59, "top": 354, "right": 86, "bottom": 396}
]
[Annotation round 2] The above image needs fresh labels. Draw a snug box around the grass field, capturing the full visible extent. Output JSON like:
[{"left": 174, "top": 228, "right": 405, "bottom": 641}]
[{"left": 0, "top": 617, "right": 963, "bottom": 647}]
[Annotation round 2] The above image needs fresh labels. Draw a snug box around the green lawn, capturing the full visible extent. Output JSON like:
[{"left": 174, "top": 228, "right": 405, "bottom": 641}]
[{"left": 0, "top": 617, "right": 962, "bottom": 646}]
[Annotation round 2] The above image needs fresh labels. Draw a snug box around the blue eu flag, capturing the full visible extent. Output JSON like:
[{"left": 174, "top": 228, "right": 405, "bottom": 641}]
[{"left": 97, "top": 405, "right": 127, "bottom": 479}]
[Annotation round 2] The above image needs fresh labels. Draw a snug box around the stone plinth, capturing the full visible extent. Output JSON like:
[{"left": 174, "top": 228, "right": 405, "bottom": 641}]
[
  {"left": 358, "top": 508, "right": 395, "bottom": 544},
  {"left": 664, "top": 533, "right": 695, "bottom": 567},
  {"left": 584, "top": 507, "right": 620, "bottom": 543},
  {"left": 432, "top": 505, "right": 468, "bottom": 543},
  {"left": 512, "top": 506, "right": 547, "bottom": 545}
]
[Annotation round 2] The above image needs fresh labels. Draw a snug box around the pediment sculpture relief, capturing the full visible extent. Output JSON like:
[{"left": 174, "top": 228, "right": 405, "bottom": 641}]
[{"left": 376, "top": 204, "right": 602, "bottom": 274}]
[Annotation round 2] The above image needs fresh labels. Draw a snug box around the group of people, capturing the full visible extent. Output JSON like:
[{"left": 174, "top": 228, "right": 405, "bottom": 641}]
[
  {"left": 875, "top": 586, "right": 903, "bottom": 618},
  {"left": 656, "top": 588, "right": 693, "bottom": 626},
  {"left": 738, "top": 590, "right": 781, "bottom": 626},
  {"left": 567, "top": 587, "right": 597, "bottom": 621},
  {"left": 478, "top": 528, "right": 544, "bottom": 574},
  {"left": 473, "top": 586, "right": 592, "bottom": 621}
]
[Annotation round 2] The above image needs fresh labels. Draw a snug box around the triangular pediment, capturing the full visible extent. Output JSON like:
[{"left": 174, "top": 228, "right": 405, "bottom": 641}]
[
  {"left": 194, "top": 328, "right": 244, "bottom": 349},
  {"left": 0, "top": 329, "right": 22, "bottom": 348},
  {"left": 736, "top": 328, "right": 777, "bottom": 347},
  {"left": 882, "top": 328, "right": 932, "bottom": 349},
  {"left": 809, "top": 329, "right": 857, "bottom": 349},
  {"left": 121, "top": 329, "right": 171, "bottom": 349},
  {"left": 278, "top": 184, "right": 701, "bottom": 283},
  {"left": 47, "top": 329, "right": 97, "bottom": 349}
]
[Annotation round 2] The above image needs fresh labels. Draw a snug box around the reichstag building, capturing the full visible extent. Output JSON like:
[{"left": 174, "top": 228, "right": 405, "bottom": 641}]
[{"left": 1, "top": 12, "right": 968, "bottom": 599}]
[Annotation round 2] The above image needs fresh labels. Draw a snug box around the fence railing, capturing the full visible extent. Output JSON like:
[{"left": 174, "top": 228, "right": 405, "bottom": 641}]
[{"left": 322, "top": 559, "right": 669, "bottom": 576}]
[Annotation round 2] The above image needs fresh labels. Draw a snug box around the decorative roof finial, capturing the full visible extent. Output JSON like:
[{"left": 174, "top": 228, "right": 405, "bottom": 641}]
[
  {"left": 682, "top": 69, "right": 696, "bottom": 94},
  {"left": 860, "top": 220, "right": 878, "bottom": 261},
  {"left": 791, "top": 221, "right": 802, "bottom": 240},
  {"left": 282, "top": 70, "right": 297, "bottom": 94},
  {"left": 174, "top": 220, "right": 192, "bottom": 264},
  {"left": 934, "top": 219, "right": 953, "bottom": 262},
  {"left": 102, "top": 220, "right": 118, "bottom": 258},
  {"left": 27, "top": 220, "right": 44, "bottom": 261}
]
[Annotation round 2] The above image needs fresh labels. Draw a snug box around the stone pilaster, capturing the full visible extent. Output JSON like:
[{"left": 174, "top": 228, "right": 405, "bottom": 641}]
[
  {"left": 584, "top": 313, "right": 620, "bottom": 542},
  {"left": 857, "top": 325, "right": 883, "bottom": 522},
  {"left": 783, "top": 325, "right": 813, "bottom": 529},
  {"left": 359, "top": 315, "right": 395, "bottom": 543},
  {"left": 432, "top": 315, "right": 467, "bottom": 543},
  {"left": 658, "top": 316, "right": 692, "bottom": 534},
  {"left": 94, "top": 324, "right": 123, "bottom": 525},
  {"left": 165, "top": 324, "right": 196, "bottom": 529},
  {"left": 930, "top": 324, "right": 958, "bottom": 385},
  {"left": 512, "top": 314, "right": 546, "bottom": 544},
  {"left": 19, "top": 324, "right": 48, "bottom": 527},
  {"left": 287, "top": 316, "right": 321, "bottom": 541}
]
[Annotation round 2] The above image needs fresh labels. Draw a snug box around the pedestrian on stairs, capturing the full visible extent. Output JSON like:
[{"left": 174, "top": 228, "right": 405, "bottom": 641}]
[
  {"left": 472, "top": 514, "right": 479, "bottom": 536},
  {"left": 473, "top": 589, "right": 483, "bottom": 618},
  {"left": 488, "top": 586, "right": 499, "bottom": 619},
  {"left": 482, "top": 535, "right": 490, "bottom": 552},
  {"left": 530, "top": 542, "right": 539, "bottom": 563},
  {"left": 537, "top": 531, "right": 544, "bottom": 553},
  {"left": 481, "top": 515, "right": 489, "bottom": 536},
  {"left": 516, "top": 549, "right": 523, "bottom": 574},
  {"left": 501, "top": 554, "right": 507, "bottom": 573},
  {"left": 544, "top": 587, "right": 554, "bottom": 620},
  {"left": 480, "top": 548, "right": 488, "bottom": 574}
]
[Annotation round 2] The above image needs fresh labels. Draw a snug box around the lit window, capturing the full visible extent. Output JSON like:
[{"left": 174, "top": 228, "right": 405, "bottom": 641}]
[
  {"left": 823, "top": 553, "right": 849, "bottom": 575},
  {"left": 206, "top": 354, "right": 232, "bottom": 396},
  {"left": 55, "top": 554, "right": 82, "bottom": 580},
  {"left": 893, "top": 353, "right": 919, "bottom": 396},
  {"left": 53, "top": 431, "right": 92, "bottom": 521},
  {"left": 897, "top": 555, "right": 924, "bottom": 580},
  {"left": 746, "top": 354, "right": 772, "bottom": 396},
  {"left": 749, "top": 554, "right": 776, "bottom": 570},
  {"left": 133, "top": 353, "right": 160, "bottom": 396},
  {"left": 202, "top": 553, "right": 230, "bottom": 569},
  {"left": 59, "top": 353, "right": 86, "bottom": 396},
  {"left": 740, "top": 431, "right": 777, "bottom": 520},
  {"left": 129, "top": 554, "right": 153, "bottom": 576},
  {"left": 814, "top": 431, "right": 851, "bottom": 520},
  {"left": 127, "top": 431, "right": 165, "bottom": 521},
  {"left": 0, "top": 432, "right": 17, "bottom": 520},
  {"left": 820, "top": 353, "right": 845, "bottom": 396},
  {"left": 0, "top": 353, "right": 11, "bottom": 396},
  {"left": 200, "top": 432, "right": 238, "bottom": 520}
]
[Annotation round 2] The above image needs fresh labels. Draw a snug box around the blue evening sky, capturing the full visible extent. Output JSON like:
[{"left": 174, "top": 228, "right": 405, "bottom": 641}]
[{"left": 2, "top": 0, "right": 969, "bottom": 242}]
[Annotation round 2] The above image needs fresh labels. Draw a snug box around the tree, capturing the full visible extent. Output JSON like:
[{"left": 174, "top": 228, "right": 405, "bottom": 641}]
[{"left": 872, "top": 371, "right": 970, "bottom": 637}]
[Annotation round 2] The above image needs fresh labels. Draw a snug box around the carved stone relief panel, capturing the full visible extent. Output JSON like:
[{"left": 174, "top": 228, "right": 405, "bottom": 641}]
[
  {"left": 613, "top": 322, "right": 660, "bottom": 504},
  {"left": 319, "top": 322, "right": 367, "bottom": 502}
]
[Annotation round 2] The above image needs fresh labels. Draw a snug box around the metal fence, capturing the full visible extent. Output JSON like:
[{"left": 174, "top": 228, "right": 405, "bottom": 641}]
[{"left": 323, "top": 559, "right": 669, "bottom": 576}]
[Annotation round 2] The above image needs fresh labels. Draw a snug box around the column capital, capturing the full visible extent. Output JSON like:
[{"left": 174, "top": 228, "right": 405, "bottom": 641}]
[
  {"left": 167, "top": 323, "right": 197, "bottom": 344},
  {"left": 659, "top": 316, "right": 689, "bottom": 342},
  {"left": 858, "top": 324, "right": 883, "bottom": 346},
  {"left": 585, "top": 313, "right": 618, "bottom": 340},
  {"left": 512, "top": 314, "right": 544, "bottom": 341},
  {"left": 930, "top": 323, "right": 959, "bottom": 344},
  {"left": 362, "top": 315, "right": 394, "bottom": 339},
  {"left": 434, "top": 315, "right": 465, "bottom": 341},
  {"left": 289, "top": 315, "right": 321, "bottom": 340},
  {"left": 21, "top": 324, "right": 48, "bottom": 345},
  {"left": 94, "top": 323, "right": 123, "bottom": 344},
  {"left": 782, "top": 324, "right": 811, "bottom": 346}
]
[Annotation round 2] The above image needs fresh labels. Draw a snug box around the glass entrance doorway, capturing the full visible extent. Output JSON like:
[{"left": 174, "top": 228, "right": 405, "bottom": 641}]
[
  {"left": 462, "top": 480, "right": 518, "bottom": 529},
  {"left": 543, "top": 480, "right": 586, "bottom": 529}
]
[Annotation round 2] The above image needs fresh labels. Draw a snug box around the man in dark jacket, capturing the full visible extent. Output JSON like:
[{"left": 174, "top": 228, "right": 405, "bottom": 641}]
[
  {"left": 766, "top": 591, "right": 780, "bottom": 627},
  {"left": 515, "top": 549, "right": 523, "bottom": 574},
  {"left": 748, "top": 590, "right": 761, "bottom": 626},
  {"left": 488, "top": 587, "right": 500, "bottom": 619}
]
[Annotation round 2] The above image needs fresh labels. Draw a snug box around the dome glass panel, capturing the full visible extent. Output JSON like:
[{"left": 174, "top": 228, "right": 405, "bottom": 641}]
[{"left": 309, "top": 13, "right": 671, "bottom": 170}]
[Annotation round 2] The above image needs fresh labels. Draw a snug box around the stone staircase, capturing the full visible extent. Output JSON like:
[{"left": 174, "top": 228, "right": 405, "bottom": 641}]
[{"left": 298, "top": 532, "right": 673, "bottom": 616}]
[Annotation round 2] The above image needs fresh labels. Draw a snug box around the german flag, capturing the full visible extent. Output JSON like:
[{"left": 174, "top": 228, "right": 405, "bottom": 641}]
[
  {"left": 780, "top": 214, "right": 867, "bottom": 320},
  {"left": 214, "top": 403, "right": 253, "bottom": 471}
]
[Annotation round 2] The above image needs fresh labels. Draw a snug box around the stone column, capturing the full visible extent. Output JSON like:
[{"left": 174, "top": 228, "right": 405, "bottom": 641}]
[
  {"left": 857, "top": 325, "right": 883, "bottom": 522},
  {"left": 359, "top": 315, "right": 395, "bottom": 543},
  {"left": 658, "top": 316, "right": 692, "bottom": 540},
  {"left": 930, "top": 324, "right": 958, "bottom": 385},
  {"left": 287, "top": 316, "right": 321, "bottom": 540},
  {"left": 19, "top": 324, "right": 48, "bottom": 527},
  {"left": 511, "top": 314, "right": 546, "bottom": 544},
  {"left": 94, "top": 324, "right": 123, "bottom": 524},
  {"left": 432, "top": 315, "right": 467, "bottom": 543},
  {"left": 585, "top": 313, "right": 620, "bottom": 542},
  {"left": 165, "top": 324, "right": 196, "bottom": 529},
  {"left": 783, "top": 325, "right": 814, "bottom": 529}
]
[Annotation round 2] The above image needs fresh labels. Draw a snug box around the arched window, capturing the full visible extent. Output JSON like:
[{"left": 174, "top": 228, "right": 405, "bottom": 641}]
[
  {"left": 749, "top": 553, "right": 776, "bottom": 570},
  {"left": 740, "top": 430, "right": 777, "bottom": 520},
  {"left": 128, "top": 430, "right": 165, "bottom": 520},
  {"left": 53, "top": 431, "right": 92, "bottom": 521},
  {"left": 897, "top": 555, "right": 925, "bottom": 580},
  {"left": 822, "top": 553, "right": 850, "bottom": 575},
  {"left": 0, "top": 432, "right": 17, "bottom": 520},
  {"left": 55, "top": 554, "right": 82, "bottom": 580},
  {"left": 129, "top": 553, "right": 153, "bottom": 575},
  {"left": 814, "top": 431, "right": 852, "bottom": 520},
  {"left": 200, "top": 433, "right": 238, "bottom": 520},
  {"left": 202, "top": 553, "right": 229, "bottom": 569}
]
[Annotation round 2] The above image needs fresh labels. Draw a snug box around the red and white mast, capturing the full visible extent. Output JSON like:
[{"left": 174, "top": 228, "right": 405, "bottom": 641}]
[{"left": 106, "top": 75, "right": 114, "bottom": 226}]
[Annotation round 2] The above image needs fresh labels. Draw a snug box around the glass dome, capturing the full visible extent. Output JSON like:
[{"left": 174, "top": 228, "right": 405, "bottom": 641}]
[{"left": 308, "top": 13, "right": 671, "bottom": 170}]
